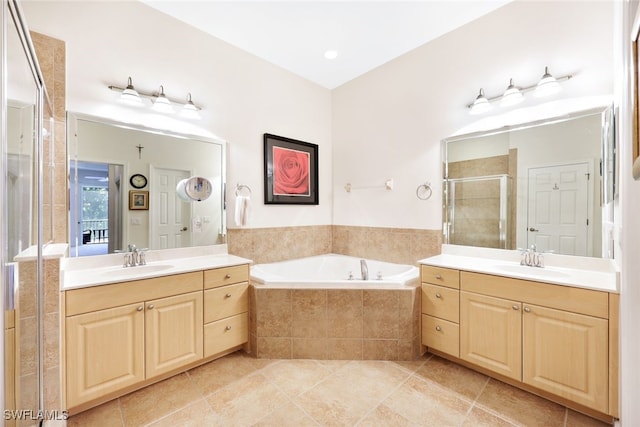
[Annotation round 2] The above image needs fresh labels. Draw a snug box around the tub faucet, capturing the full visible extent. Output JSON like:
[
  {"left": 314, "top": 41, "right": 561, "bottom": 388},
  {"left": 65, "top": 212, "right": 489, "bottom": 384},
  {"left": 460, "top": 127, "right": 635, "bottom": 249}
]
[{"left": 360, "top": 259, "right": 369, "bottom": 280}]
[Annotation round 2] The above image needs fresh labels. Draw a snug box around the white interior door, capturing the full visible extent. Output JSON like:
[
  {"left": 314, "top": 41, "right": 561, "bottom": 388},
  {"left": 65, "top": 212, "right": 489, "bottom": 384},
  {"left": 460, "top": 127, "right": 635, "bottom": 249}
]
[
  {"left": 150, "top": 167, "right": 191, "bottom": 249},
  {"left": 527, "top": 163, "right": 590, "bottom": 256}
]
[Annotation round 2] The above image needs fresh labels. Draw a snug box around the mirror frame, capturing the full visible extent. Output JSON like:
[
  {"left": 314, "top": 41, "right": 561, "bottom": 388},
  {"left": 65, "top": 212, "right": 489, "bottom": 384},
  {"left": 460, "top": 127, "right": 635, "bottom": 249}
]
[
  {"left": 442, "top": 104, "right": 615, "bottom": 258},
  {"left": 66, "top": 112, "right": 228, "bottom": 256}
]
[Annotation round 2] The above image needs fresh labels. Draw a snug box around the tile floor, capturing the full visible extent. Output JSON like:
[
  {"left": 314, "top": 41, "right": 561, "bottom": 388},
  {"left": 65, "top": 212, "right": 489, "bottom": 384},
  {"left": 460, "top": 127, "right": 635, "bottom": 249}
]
[{"left": 67, "top": 351, "right": 611, "bottom": 427}]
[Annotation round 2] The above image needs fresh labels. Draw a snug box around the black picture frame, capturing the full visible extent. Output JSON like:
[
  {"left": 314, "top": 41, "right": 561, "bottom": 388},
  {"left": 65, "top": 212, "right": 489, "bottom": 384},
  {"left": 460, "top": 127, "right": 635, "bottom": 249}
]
[{"left": 264, "top": 133, "right": 318, "bottom": 205}]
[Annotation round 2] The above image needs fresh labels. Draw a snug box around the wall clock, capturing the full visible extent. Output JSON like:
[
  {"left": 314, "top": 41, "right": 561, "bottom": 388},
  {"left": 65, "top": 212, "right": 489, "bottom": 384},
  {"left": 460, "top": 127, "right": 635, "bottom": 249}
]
[{"left": 129, "top": 173, "right": 148, "bottom": 189}]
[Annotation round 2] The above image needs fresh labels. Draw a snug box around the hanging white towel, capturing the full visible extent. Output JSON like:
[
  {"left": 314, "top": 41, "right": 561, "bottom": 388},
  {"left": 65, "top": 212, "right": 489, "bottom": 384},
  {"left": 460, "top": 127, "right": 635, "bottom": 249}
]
[{"left": 234, "top": 195, "right": 251, "bottom": 226}]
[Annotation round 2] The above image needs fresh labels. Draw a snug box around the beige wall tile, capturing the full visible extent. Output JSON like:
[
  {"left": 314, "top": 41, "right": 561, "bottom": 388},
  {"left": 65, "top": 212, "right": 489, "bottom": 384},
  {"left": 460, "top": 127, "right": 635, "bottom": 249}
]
[
  {"left": 292, "top": 338, "right": 328, "bottom": 359},
  {"left": 256, "top": 337, "right": 292, "bottom": 359},
  {"left": 292, "top": 290, "right": 327, "bottom": 338},
  {"left": 255, "top": 289, "right": 291, "bottom": 337},
  {"left": 363, "top": 339, "right": 398, "bottom": 360},
  {"left": 327, "top": 289, "right": 363, "bottom": 338},
  {"left": 363, "top": 290, "right": 399, "bottom": 339},
  {"left": 327, "top": 339, "right": 363, "bottom": 360}
]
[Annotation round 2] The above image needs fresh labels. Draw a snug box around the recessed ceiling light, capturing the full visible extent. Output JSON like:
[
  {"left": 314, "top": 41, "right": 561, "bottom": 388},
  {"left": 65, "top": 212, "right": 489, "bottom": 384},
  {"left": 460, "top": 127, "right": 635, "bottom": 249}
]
[{"left": 324, "top": 50, "right": 338, "bottom": 60}]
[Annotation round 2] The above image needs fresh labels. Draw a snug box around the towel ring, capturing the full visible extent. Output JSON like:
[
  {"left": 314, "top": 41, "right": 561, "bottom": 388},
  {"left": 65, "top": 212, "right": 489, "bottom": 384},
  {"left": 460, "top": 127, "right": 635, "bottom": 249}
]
[
  {"left": 416, "top": 182, "right": 432, "bottom": 200},
  {"left": 235, "top": 184, "right": 252, "bottom": 197}
]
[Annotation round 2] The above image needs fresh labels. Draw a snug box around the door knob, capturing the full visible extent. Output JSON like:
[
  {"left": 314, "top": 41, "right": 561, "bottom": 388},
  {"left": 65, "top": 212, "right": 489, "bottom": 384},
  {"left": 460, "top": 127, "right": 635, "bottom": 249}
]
[
  {"left": 529, "top": 227, "right": 539, "bottom": 232},
  {"left": 180, "top": 227, "right": 188, "bottom": 231}
]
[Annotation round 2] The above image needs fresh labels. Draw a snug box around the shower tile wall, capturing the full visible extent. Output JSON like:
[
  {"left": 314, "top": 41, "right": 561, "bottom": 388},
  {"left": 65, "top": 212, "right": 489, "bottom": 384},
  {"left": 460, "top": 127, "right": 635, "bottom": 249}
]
[
  {"left": 228, "top": 225, "right": 442, "bottom": 266},
  {"left": 28, "top": 31, "right": 66, "bottom": 414},
  {"left": 447, "top": 150, "right": 517, "bottom": 250}
]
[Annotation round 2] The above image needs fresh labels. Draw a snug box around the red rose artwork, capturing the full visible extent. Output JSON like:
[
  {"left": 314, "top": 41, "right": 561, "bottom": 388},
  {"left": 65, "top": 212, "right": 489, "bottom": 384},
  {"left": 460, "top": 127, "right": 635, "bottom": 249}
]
[{"left": 273, "top": 146, "right": 310, "bottom": 196}]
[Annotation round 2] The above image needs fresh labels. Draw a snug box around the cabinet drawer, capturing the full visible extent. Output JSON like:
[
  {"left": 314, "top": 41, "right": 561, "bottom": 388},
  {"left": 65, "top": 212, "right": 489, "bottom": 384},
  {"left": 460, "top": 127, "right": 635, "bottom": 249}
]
[
  {"left": 204, "top": 313, "right": 248, "bottom": 357},
  {"left": 421, "top": 266, "right": 459, "bottom": 289},
  {"left": 204, "top": 282, "right": 249, "bottom": 323},
  {"left": 421, "top": 314, "right": 459, "bottom": 357},
  {"left": 421, "top": 284, "right": 459, "bottom": 322},
  {"left": 204, "top": 265, "right": 249, "bottom": 289}
]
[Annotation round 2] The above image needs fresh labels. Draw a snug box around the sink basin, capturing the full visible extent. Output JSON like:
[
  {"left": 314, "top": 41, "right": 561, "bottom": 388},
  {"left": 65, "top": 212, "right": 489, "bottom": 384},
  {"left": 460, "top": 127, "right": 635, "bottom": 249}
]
[
  {"left": 492, "top": 264, "right": 570, "bottom": 279},
  {"left": 95, "top": 264, "right": 174, "bottom": 280}
]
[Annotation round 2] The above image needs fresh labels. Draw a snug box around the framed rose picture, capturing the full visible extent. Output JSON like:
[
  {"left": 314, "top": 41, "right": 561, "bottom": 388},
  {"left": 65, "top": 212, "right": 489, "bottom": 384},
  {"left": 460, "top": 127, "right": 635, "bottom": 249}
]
[
  {"left": 129, "top": 190, "right": 149, "bottom": 210},
  {"left": 264, "top": 133, "right": 318, "bottom": 205}
]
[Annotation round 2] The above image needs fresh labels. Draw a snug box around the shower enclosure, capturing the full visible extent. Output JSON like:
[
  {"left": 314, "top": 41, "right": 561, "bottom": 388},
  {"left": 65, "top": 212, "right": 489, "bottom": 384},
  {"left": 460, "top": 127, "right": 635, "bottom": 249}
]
[{"left": 444, "top": 174, "right": 511, "bottom": 250}]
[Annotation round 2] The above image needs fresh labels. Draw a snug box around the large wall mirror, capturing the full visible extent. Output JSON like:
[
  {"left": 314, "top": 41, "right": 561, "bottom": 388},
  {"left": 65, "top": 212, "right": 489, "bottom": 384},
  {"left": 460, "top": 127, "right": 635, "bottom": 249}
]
[
  {"left": 67, "top": 113, "right": 227, "bottom": 257},
  {"left": 443, "top": 105, "right": 615, "bottom": 258}
]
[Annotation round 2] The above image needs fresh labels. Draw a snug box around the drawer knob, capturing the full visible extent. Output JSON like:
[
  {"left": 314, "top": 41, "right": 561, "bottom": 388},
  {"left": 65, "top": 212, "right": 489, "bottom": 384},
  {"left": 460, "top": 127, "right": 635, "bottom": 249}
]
[
  {"left": 147, "top": 304, "right": 154, "bottom": 310},
  {"left": 225, "top": 325, "right": 232, "bottom": 331},
  {"left": 435, "top": 325, "right": 442, "bottom": 331},
  {"left": 435, "top": 274, "right": 442, "bottom": 280},
  {"left": 435, "top": 293, "right": 442, "bottom": 299},
  {"left": 225, "top": 293, "right": 232, "bottom": 298},
  {"left": 137, "top": 306, "right": 143, "bottom": 312},
  {"left": 524, "top": 307, "right": 531, "bottom": 313},
  {"left": 225, "top": 274, "right": 232, "bottom": 279},
  {"left": 512, "top": 305, "right": 519, "bottom": 310}
]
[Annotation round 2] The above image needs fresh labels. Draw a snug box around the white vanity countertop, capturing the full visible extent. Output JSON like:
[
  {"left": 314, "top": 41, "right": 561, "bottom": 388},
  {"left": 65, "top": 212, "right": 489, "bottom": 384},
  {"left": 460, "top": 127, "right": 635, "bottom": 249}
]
[
  {"left": 418, "top": 245, "right": 619, "bottom": 293},
  {"left": 60, "top": 245, "right": 252, "bottom": 290}
]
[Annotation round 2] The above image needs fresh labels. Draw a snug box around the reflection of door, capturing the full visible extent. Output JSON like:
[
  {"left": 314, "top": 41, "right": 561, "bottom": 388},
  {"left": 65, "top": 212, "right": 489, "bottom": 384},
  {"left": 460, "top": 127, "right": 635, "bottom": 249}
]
[
  {"left": 151, "top": 167, "right": 191, "bottom": 249},
  {"left": 527, "top": 163, "right": 590, "bottom": 256}
]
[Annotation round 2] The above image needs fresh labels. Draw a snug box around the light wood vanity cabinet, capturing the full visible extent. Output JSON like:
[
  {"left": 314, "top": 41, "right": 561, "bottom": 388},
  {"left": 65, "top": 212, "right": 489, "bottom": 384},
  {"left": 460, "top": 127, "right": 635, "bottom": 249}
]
[
  {"left": 64, "top": 264, "right": 251, "bottom": 413},
  {"left": 420, "top": 266, "right": 460, "bottom": 357},
  {"left": 459, "top": 271, "right": 612, "bottom": 414},
  {"left": 64, "top": 272, "right": 203, "bottom": 409},
  {"left": 421, "top": 265, "right": 618, "bottom": 418}
]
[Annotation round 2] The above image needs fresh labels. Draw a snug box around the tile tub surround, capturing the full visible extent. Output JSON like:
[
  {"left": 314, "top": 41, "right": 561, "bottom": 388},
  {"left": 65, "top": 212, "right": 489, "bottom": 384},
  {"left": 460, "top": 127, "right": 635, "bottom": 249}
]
[
  {"left": 66, "top": 351, "right": 612, "bottom": 427},
  {"left": 227, "top": 225, "right": 442, "bottom": 266},
  {"left": 249, "top": 286, "right": 421, "bottom": 360}
]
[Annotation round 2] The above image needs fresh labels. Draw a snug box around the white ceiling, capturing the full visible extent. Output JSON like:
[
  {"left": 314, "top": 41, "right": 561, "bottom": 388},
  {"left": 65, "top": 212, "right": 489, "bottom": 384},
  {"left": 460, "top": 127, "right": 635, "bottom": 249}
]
[{"left": 141, "top": 1, "right": 513, "bottom": 89}]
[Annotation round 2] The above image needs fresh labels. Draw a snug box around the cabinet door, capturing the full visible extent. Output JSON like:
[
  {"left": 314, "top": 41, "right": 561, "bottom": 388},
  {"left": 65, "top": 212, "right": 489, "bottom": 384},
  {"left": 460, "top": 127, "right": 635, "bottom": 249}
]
[
  {"left": 460, "top": 291, "right": 522, "bottom": 381},
  {"left": 523, "top": 304, "right": 608, "bottom": 413},
  {"left": 66, "top": 303, "right": 144, "bottom": 407},
  {"left": 145, "top": 291, "right": 203, "bottom": 378}
]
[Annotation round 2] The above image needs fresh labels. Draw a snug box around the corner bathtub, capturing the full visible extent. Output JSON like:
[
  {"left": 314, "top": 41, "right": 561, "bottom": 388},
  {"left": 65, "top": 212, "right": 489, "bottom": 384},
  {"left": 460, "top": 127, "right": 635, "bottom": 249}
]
[
  {"left": 248, "top": 254, "right": 422, "bottom": 361},
  {"left": 250, "top": 254, "right": 420, "bottom": 289}
]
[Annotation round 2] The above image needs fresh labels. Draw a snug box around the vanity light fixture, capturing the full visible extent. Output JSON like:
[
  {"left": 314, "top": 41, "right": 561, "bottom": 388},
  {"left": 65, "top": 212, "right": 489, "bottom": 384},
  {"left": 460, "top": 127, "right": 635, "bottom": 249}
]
[
  {"left": 500, "top": 78, "right": 524, "bottom": 107},
  {"left": 468, "top": 66, "right": 572, "bottom": 114},
  {"left": 108, "top": 77, "right": 203, "bottom": 118},
  {"left": 534, "top": 66, "right": 562, "bottom": 98},
  {"left": 151, "top": 85, "right": 173, "bottom": 113},
  {"left": 120, "top": 77, "right": 143, "bottom": 105},
  {"left": 180, "top": 93, "right": 202, "bottom": 120},
  {"left": 469, "top": 89, "right": 492, "bottom": 115}
]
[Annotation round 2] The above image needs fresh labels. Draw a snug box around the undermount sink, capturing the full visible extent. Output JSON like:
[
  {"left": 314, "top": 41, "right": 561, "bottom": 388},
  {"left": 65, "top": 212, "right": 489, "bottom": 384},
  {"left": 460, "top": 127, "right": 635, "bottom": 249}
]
[
  {"left": 95, "top": 264, "right": 174, "bottom": 280},
  {"left": 492, "top": 264, "right": 570, "bottom": 279}
]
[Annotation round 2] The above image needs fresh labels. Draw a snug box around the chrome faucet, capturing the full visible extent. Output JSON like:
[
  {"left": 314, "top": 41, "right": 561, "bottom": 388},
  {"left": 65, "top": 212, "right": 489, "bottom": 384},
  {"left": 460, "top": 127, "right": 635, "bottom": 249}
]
[
  {"left": 360, "top": 259, "right": 369, "bottom": 280},
  {"left": 520, "top": 245, "right": 544, "bottom": 268},
  {"left": 123, "top": 244, "right": 148, "bottom": 267}
]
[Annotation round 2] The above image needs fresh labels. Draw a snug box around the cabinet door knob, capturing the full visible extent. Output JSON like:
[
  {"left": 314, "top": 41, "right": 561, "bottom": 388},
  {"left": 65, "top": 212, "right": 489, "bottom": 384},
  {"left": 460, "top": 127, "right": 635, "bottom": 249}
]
[
  {"left": 524, "top": 307, "right": 531, "bottom": 313},
  {"left": 137, "top": 306, "right": 143, "bottom": 312},
  {"left": 512, "top": 305, "right": 519, "bottom": 310},
  {"left": 435, "top": 293, "right": 442, "bottom": 299},
  {"left": 225, "top": 325, "right": 232, "bottom": 331},
  {"left": 435, "top": 274, "right": 442, "bottom": 280},
  {"left": 148, "top": 304, "right": 154, "bottom": 310},
  {"left": 225, "top": 293, "right": 232, "bottom": 298},
  {"left": 225, "top": 274, "right": 232, "bottom": 279},
  {"left": 435, "top": 325, "right": 442, "bottom": 331}
]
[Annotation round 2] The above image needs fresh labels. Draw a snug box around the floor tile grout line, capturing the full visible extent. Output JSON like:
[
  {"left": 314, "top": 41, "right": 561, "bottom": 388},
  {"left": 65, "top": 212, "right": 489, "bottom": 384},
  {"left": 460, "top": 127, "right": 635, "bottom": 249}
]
[
  {"left": 352, "top": 363, "right": 419, "bottom": 426},
  {"left": 140, "top": 397, "right": 209, "bottom": 427}
]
